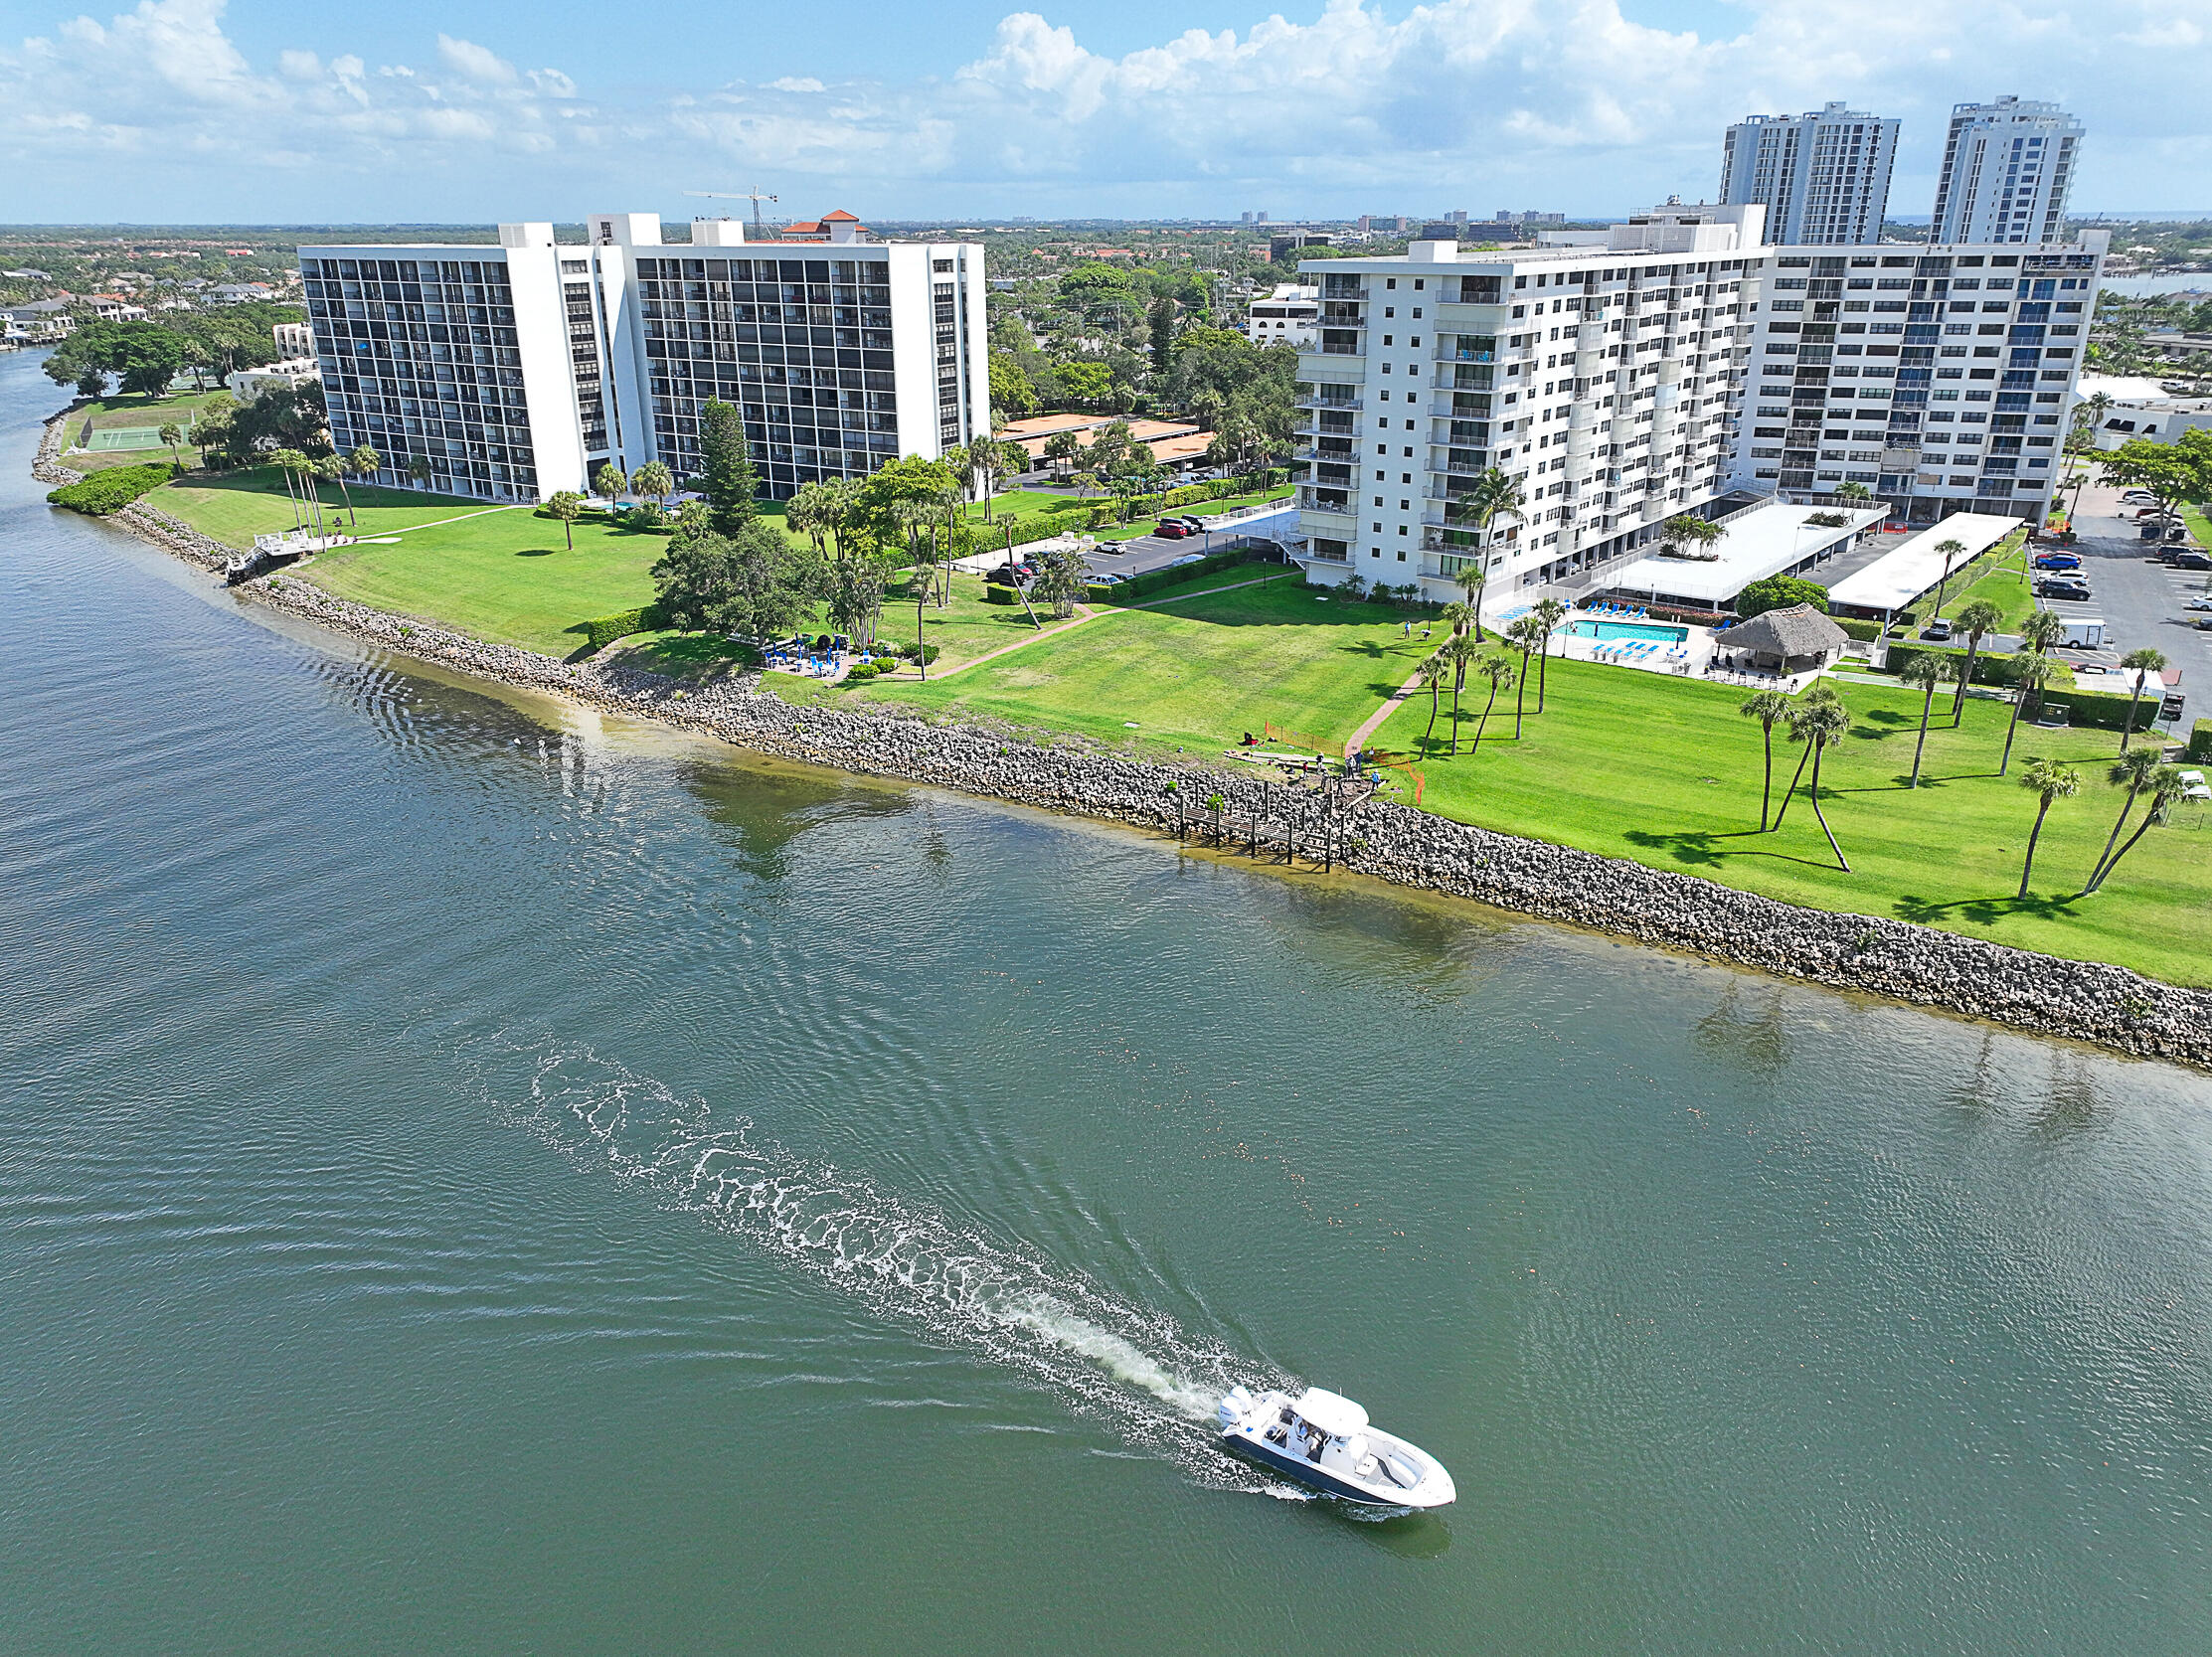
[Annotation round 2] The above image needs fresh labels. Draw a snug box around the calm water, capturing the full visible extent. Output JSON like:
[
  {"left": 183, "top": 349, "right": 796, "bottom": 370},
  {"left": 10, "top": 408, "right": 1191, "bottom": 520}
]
[{"left": 5, "top": 346, "right": 2212, "bottom": 1655}]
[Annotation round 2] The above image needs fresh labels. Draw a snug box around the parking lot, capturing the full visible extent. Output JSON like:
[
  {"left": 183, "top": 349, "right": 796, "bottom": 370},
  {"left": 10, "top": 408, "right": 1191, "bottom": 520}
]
[{"left": 2049, "top": 481, "right": 2212, "bottom": 715}]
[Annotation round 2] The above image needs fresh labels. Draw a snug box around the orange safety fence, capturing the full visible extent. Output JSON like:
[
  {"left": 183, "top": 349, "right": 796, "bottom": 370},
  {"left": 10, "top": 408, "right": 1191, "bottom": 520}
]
[{"left": 1263, "top": 721, "right": 1423, "bottom": 805}]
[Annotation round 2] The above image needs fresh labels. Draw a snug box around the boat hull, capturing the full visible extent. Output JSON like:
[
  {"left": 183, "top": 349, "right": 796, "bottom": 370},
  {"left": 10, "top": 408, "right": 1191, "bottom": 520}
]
[{"left": 1222, "top": 1430, "right": 1427, "bottom": 1507}]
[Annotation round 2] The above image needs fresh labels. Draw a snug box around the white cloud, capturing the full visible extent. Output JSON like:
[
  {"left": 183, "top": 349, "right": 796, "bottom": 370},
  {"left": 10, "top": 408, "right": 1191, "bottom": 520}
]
[
  {"left": 435, "top": 34, "right": 516, "bottom": 85},
  {"left": 0, "top": 0, "right": 2207, "bottom": 219}
]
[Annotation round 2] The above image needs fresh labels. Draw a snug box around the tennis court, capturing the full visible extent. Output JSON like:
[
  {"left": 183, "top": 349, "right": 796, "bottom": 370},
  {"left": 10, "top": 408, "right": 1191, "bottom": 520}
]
[{"left": 85, "top": 421, "right": 188, "bottom": 451}]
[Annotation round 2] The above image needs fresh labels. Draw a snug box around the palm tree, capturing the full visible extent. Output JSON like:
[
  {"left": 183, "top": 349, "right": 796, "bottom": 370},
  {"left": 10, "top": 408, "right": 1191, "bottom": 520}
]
[
  {"left": 2117, "top": 646, "right": 2168, "bottom": 749},
  {"left": 630, "top": 460, "right": 674, "bottom": 512},
  {"left": 1470, "top": 653, "right": 1514, "bottom": 751},
  {"left": 1834, "top": 480, "right": 1873, "bottom": 508},
  {"left": 1442, "top": 633, "right": 1478, "bottom": 755},
  {"left": 1439, "top": 599, "right": 1472, "bottom": 639},
  {"left": 1793, "top": 697, "right": 1854, "bottom": 872},
  {"left": 1529, "top": 597, "right": 1569, "bottom": 712},
  {"left": 2084, "top": 765, "right": 2186, "bottom": 894},
  {"left": 1770, "top": 686, "right": 1843, "bottom": 834},
  {"left": 785, "top": 482, "right": 829, "bottom": 559},
  {"left": 158, "top": 421, "right": 183, "bottom": 466},
  {"left": 349, "top": 444, "right": 380, "bottom": 503},
  {"left": 266, "top": 447, "right": 304, "bottom": 531},
  {"left": 1455, "top": 565, "right": 1488, "bottom": 639},
  {"left": 2017, "top": 607, "right": 2065, "bottom": 655},
  {"left": 1454, "top": 466, "right": 1525, "bottom": 574},
  {"left": 2014, "top": 758, "right": 2080, "bottom": 899},
  {"left": 1739, "top": 689, "right": 1792, "bottom": 831},
  {"left": 1949, "top": 597, "right": 2004, "bottom": 724},
  {"left": 2086, "top": 748, "right": 2164, "bottom": 892},
  {"left": 1998, "top": 652, "right": 2051, "bottom": 776},
  {"left": 408, "top": 455, "right": 433, "bottom": 493},
  {"left": 1505, "top": 615, "right": 1545, "bottom": 738},
  {"left": 1926, "top": 537, "right": 1969, "bottom": 614},
  {"left": 1902, "top": 652, "right": 1949, "bottom": 787},
  {"left": 592, "top": 462, "right": 626, "bottom": 512},
  {"left": 546, "top": 489, "right": 585, "bottom": 550},
  {"left": 317, "top": 452, "right": 354, "bottom": 531},
  {"left": 1417, "top": 654, "right": 1447, "bottom": 749},
  {"left": 1043, "top": 429, "right": 1081, "bottom": 478}
]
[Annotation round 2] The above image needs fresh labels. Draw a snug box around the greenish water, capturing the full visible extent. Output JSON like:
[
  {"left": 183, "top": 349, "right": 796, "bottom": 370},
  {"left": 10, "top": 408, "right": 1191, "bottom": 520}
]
[{"left": 4, "top": 347, "right": 2212, "bottom": 1655}]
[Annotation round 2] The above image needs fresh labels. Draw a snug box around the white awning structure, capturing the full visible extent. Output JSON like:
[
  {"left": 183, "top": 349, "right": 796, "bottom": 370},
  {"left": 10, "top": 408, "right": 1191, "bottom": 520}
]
[
  {"left": 1294, "top": 1389, "right": 1371, "bottom": 1437},
  {"left": 1603, "top": 502, "right": 1886, "bottom": 608},
  {"left": 1824, "top": 513, "right": 2020, "bottom": 615}
]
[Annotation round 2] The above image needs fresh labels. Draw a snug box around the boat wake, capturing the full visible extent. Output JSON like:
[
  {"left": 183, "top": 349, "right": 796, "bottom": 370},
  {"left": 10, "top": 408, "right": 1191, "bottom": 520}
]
[{"left": 463, "top": 1035, "right": 1287, "bottom": 1488}]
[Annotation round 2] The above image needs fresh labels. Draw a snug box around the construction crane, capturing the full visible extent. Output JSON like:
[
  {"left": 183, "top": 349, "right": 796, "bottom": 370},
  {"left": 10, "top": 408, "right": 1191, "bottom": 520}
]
[{"left": 684, "top": 188, "right": 777, "bottom": 244}]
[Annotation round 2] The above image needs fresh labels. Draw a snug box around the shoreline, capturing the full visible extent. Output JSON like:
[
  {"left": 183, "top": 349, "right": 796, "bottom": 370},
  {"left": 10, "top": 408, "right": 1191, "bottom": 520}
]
[{"left": 47, "top": 407, "right": 2212, "bottom": 1070}]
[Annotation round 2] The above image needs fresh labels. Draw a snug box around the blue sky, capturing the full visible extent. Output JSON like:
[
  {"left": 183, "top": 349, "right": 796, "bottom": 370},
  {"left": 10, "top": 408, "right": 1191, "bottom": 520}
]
[{"left": 3, "top": 0, "right": 2208, "bottom": 225}]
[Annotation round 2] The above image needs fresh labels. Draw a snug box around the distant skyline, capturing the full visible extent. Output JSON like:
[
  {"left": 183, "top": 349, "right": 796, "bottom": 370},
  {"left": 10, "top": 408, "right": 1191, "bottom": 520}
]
[{"left": 3, "top": 0, "right": 2210, "bottom": 225}]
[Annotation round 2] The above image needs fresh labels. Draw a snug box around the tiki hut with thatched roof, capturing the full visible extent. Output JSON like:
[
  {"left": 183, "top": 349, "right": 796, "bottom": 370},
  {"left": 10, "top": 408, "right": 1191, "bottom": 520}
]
[{"left": 1722, "top": 603, "right": 1848, "bottom": 676}]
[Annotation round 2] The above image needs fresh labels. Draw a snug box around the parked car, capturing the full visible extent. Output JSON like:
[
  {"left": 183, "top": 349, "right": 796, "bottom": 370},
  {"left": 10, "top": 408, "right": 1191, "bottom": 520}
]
[
  {"left": 1920, "top": 618, "right": 1955, "bottom": 641},
  {"left": 2175, "top": 551, "right": 2212, "bottom": 572},
  {"left": 2183, "top": 596, "right": 2212, "bottom": 613},
  {"left": 2037, "top": 580, "right": 2092, "bottom": 600},
  {"left": 1154, "top": 521, "right": 1192, "bottom": 540},
  {"left": 2032, "top": 553, "right": 2081, "bottom": 571},
  {"left": 2197, "top": 616, "right": 2212, "bottom": 631}
]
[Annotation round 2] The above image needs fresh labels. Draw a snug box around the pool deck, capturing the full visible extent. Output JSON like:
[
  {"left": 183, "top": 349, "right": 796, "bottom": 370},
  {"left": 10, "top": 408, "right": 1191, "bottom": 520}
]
[{"left": 1553, "top": 613, "right": 1719, "bottom": 679}]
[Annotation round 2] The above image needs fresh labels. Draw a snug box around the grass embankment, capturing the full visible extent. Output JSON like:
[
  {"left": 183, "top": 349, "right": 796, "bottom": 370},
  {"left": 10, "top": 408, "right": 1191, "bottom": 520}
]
[
  {"left": 57, "top": 389, "right": 225, "bottom": 472},
  {"left": 1371, "top": 655, "right": 2209, "bottom": 984},
  {"left": 157, "top": 470, "right": 503, "bottom": 547},
  {"left": 785, "top": 579, "right": 1433, "bottom": 756},
  {"left": 1933, "top": 534, "right": 2038, "bottom": 634}
]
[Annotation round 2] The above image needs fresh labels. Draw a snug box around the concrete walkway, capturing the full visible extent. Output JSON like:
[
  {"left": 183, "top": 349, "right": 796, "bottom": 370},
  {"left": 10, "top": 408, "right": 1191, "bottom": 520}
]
[{"left": 1346, "top": 666, "right": 1429, "bottom": 757}]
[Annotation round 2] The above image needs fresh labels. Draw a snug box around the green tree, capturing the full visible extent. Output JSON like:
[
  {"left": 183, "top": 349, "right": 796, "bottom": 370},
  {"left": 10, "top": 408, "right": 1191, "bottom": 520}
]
[
  {"left": 989, "top": 352, "right": 1039, "bottom": 417},
  {"left": 1057, "top": 361, "right": 1112, "bottom": 409},
  {"left": 1658, "top": 513, "right": 1723, "bottom": 559},
  {"left": 1998, "top": 652, "right": 2051, "bottom": 776},
  {"left": 317, "top": 451, "right": 354, "bottom": 528},
  {"left": 2017, "top": 607, "right": 2066, "bottom": 654},
  {"left": 1441, "top": 633, "right": 1478, "bottom": 754},
  {"left": 2099, "top": 428, "right": 2212, "bottom": 523},
  {"left": 158, "top": 421, "right": 183, "bottom": 466},
  {"left": 1417, "top": 654, "right": 1447, "bottom": 748},
  {"left": 2117, "top": 646, "right": 2168, "bottom": 749},
  {"left": 593, "top": 462, "right": 628, "bottom": 512},
  {"left": 823, "top": 553, "right": 890, "bottom": 646},
  {"left": 1735, "top": 575, "right": 1829, "bottom": 619},
  {"left": 698, "top": 400, "right": 761, "bottom": 533},
  {"left": 2083, "top": 765, "right": 2186, "bottom": 895},
  {"left": 348, "top": 443, "right": 379, "bottom": 497},
  {"left": 785, "top": 481, "right": 833, "bottom": 558},
  {"left": 1469, "top": 653, "right": 1515, "bottom": 751},
  {"left": 649, "top": 521, "right": 816, "bottom": 640},
  {"left": 1148, "top": 295, "right": 1176, "bottom": 378},
  {"left": 2014, "top": 758, "right": 2079, "bottom": 899},
  {"left": 408, "top": 455, "right": 433, "bottom": 492},
  {"left": 1925, "top": 538, "right": 1968, "bottom": 613},
  {"left": 1949, "top": 598, "right": 2006, "bottom": 723},
  {"left": 1901, "top": 652, "right": 1949, "bottom": 787},
  {"left": 1791, "top": 695, "right": 1854, "bottom": 872},
  {"left": 1454, "top": 567, "right": 1487, "bottom": 638},
  {"left": 1739, "top": 689, "right": 1793, "bottom": 832},
  {"left": 1043, "top": 429, "right": 1082, "bottom": 476},
  {"left": 1769, "top": 686, "right": 1843, "bottom": 834},
  {"left": 1505, "top": 614, "right": 1546, "bottom": 739},
  {"left": 2086, "top": 747, "right": 2164, "bottom": 892},
  {"left": 545, "top": 489, "right": 585, "bottom": 550},
  {"left": 77, "top": 364, "right": 106, "bottom": 398},
  {"left": 1452, "top": 467, "right": 1525, "bottom": 579},
  {"left": 1031, "top": 539, "right": 1090, "bottom": 620},
  {"left": 1833, "top": 480, "right": 1873, "bottom": 507},
  {"left": 631, "top": 459, "right": 674, "bottom": 510},
  {"left": 1529, "top": 596, "right": 1568, "bottom": 712}
]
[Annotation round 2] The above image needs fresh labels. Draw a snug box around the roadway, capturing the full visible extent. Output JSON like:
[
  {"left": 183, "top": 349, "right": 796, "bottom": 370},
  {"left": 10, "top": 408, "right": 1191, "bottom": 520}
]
[{"left": 2044, "top": 480, "right": 2212, "bottom": 719}]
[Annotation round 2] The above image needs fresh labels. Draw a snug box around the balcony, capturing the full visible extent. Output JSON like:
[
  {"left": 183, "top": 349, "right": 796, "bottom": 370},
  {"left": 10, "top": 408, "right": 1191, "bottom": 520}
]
[
  {"left": 1295, "top": 393, "right": 1362, "bottom": 413},
  {"left": 1437, "top": 345, "right": 1496, "bottom": 363},
  {"left": 1317, "top": 341, "right": 1365, "bottom": 357}
]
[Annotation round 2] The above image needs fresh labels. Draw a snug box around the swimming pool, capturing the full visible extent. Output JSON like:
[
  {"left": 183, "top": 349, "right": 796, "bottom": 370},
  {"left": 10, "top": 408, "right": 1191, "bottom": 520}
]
[{"left": 1566, "top": 618, "right": 1690, "bottom": 644}]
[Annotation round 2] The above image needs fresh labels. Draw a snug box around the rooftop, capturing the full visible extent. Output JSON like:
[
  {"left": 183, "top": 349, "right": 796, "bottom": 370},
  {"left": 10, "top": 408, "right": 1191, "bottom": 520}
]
[
  {"left": 1824, "top": 514, "right": 2023, "bottom": 615},
  {"left": 1605, "top": 502, "right": 1887, "bottom": 606}
]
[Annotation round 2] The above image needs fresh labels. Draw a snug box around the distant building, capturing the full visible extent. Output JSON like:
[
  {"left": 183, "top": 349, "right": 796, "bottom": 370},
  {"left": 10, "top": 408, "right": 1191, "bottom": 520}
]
[
  {"left": 1719, "top": 103, "right": 1899, "bottom": 245},
  {"left": 207, "top": 282, "right": 275, "bottom": 305},
  {"left": 1245, "top": 282, "right": 1319, "bottom": 348},
  {"left": 0, "top": 297, "right": 76, "bottom": 340},
  {"left": 86, "top": 294, "right": 148, "bottom": 321},
  {"left": 227, "top": 358, "right": 320, "bottom": 404},
  {"left": 1929, "top": 96, "right": 2084, "bottom": 246},
  {"left": 272, "top": 320, "right": 313, "bottom": 358},
  {"left": 2075, "top": 374, "right": 2212, "bottom": 451},
  {"left": 300, "top": 212, "right": 987, "bottom": 503},
  {"left": 1270, "top": 232, "right": 1334, "bottom": 260},
  {"left": 776, "top": 209, "right": 871, "bottom": 245}
]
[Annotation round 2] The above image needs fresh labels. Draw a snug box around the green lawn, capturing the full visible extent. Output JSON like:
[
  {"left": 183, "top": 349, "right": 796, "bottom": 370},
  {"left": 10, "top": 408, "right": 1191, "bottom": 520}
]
[
  {"left": 795, "top": 580, "right": 1435, "bottom": 755},
  {"left": 2182, "top": 505, "right": 2212, "bottom": 550},
  {"left": 79, "top": 389, "right": 226, "bottom": 430},
  {"left": 1370, "top": 654, "right": 2211, "bottom": 985},
  {"left": 156, "top": 469, "right": 507, "bottom": 550},
  {"left": 1935, "top": 534, "right": 2037, "bottom": 633},
  {"left": 298, "top": 509, "right": 666, "bottom": 656}
]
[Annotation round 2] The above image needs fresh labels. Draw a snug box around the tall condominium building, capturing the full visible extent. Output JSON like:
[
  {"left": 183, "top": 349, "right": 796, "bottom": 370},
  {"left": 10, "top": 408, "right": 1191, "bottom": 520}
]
[
  {"left": 1928, "top": 97, "right": 2084, "bottom": 246},
  {"left": 300, "top": 212, "right": 987, "bottom": 503},
  {"left": 1290, "top": 203, "right": 1768, "bottom": 597},
  {"left": 1731, "top": 230, "right": 2109, "bottom": 527},
  {"left": 1719, "top": 104, "right": 1899, "bottom": 246}
]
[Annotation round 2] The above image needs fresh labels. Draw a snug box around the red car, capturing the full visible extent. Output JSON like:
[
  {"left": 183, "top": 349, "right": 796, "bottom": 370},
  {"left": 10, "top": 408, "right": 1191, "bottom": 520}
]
[{"left": 1155, "top": 521, "right": 1192, "bottom": 540}]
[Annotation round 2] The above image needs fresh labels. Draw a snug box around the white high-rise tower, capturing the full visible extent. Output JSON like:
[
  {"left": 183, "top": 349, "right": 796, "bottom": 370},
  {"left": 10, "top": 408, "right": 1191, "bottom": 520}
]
[
  {"left": 1719, "top": 104, "right": 1899, "bottom": 246},
  {"left": 1929, "top": 96, "right": 2085, "bottom": 246}
]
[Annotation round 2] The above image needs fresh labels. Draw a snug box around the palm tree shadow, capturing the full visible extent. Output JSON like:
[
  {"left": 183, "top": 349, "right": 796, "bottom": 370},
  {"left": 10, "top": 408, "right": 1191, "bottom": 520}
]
[
  {"left": 1893, "top": 892, "right": 2084, "bottom": 924},
  {"left": 1622, "top": 827, "right": 1834, "bottom": 870}
]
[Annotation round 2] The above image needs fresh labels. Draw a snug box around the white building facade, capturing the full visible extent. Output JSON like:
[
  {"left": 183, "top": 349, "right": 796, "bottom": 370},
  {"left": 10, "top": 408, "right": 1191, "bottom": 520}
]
[
  {"left": 1731, "top": 231, "right": 2108, "bottom": 528},
  {"left": 1720, "top": 104, "right": 1899, "bottom": 246},
  {"left": 300, "top": 214, "right": 988, "bottom": 503},
  {"left": 1292, "top": 205, "right": 1767, "bottom": 598},
  {"left": 1245, "top": 283, "right": 1319, "bottom": 348},
  {"left": 1929, "top": 97, "right": 2084, "bottom": 246}
]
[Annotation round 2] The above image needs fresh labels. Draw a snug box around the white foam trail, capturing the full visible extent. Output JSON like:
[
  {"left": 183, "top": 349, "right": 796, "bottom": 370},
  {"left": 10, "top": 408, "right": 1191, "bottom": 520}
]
[{"left": 471, "top": 1037, "right": 1284, "bottom": 1483}]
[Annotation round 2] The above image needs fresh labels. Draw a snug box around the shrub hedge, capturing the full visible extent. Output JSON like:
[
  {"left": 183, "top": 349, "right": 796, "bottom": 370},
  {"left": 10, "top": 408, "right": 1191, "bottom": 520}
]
[
  {"left": 1879, "top": 639, "right": 2062, "bottom": 690},
  {"left": 982, "top": 582, "right": 1018, "bottom": 604},
  {"left": 1832, "top": 616, "right": 1885, "bottom": 642},
  {"left": 1086, "top": 546, "right": 1265, "bottom": 604},
  {"left": 2187, "top": 720, "right": 2212, "bottom": 762},
  {"left": 2041, "top": 685, "right": 2166, "bottom": 734},
  {"left": 47, "top": 462, "right": 176, "bottom": 515},
  {"left": 575, "top": 603, "right": 667, "bottom": 652}
]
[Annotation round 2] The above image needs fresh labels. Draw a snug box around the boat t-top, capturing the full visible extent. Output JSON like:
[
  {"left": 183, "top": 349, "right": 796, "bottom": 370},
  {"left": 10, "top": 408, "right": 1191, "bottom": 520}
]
[{"left": 1216, "top": 1386, "right": 1455, "bottom": 1509}]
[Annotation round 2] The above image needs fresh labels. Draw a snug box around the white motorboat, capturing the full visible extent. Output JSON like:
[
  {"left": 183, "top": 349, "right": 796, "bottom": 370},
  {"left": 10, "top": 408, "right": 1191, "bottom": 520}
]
[{"left": 1216, "top": 1386, "right": 1455, "bottom": 1509}]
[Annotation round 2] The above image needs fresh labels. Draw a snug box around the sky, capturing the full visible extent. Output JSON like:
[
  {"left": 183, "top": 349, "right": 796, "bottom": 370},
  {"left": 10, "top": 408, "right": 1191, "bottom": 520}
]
[{"left": 2, "top": 0, "right": 2209, "bottom": 226}]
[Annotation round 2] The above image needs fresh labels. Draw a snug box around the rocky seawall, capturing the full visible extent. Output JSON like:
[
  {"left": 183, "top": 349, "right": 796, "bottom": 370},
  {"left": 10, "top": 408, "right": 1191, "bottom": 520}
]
[{"left": 39, "top": 411, "right": 2212, "bottom": 1071}]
